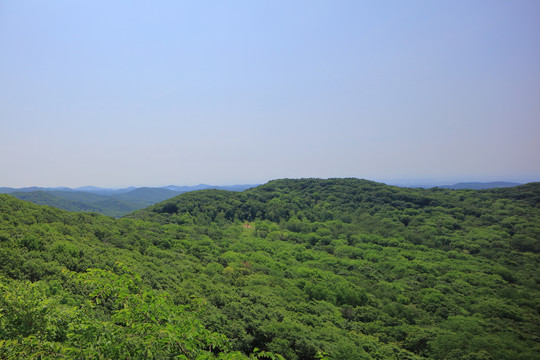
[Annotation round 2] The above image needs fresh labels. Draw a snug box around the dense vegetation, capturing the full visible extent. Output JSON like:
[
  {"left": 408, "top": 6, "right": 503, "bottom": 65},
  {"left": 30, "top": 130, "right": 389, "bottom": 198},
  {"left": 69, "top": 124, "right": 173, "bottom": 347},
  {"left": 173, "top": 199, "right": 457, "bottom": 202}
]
[
  {"left": 8, "top": 190, "right": 143, "bottom": 217},
  {"left": 6, "top": 188, "right": 182, "bottom": 217},
  {"left": 1, "top": 178, "right": 539, "bottom": 359},
  {"left": 5, "top": 185, "right": 256, "bottom": 217}
]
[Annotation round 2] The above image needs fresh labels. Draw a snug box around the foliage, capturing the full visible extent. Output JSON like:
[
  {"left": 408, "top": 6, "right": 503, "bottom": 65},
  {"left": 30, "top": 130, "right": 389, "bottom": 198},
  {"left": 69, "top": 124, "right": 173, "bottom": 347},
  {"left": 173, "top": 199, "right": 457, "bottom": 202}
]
[
  {"left": 0, "top": 263, "right": 281, "bottom": 359},
  {"left": 9, "top": 191, "right": 147, "bottom": 217},
  {"left": 1, "top": 178, "right": 540, "bottom": 359}
]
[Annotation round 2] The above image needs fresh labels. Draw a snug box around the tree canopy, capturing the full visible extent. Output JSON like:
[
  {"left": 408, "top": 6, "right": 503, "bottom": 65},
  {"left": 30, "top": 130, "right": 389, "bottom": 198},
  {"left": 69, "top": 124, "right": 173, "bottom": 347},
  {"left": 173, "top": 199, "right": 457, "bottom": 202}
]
[{"left": 1, "top": 178, "right": 539, "bottom": 359}]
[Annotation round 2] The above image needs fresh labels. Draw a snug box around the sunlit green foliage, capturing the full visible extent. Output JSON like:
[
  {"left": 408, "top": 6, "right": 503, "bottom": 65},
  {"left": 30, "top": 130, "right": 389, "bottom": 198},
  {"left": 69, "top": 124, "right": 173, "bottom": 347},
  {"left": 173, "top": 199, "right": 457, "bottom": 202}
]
[
  {"left": 0, "top": 263, "right": 282, "bottom": 359},
  {"left": 1, "top": 179, "right": 539, "bottom": 359}
]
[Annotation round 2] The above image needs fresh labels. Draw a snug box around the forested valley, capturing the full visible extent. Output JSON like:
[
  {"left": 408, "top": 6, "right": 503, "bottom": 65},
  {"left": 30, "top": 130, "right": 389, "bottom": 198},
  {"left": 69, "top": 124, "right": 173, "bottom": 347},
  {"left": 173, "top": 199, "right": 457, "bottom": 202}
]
[{"left": 1, "top": 178, "right": 539, "bottom": 359}]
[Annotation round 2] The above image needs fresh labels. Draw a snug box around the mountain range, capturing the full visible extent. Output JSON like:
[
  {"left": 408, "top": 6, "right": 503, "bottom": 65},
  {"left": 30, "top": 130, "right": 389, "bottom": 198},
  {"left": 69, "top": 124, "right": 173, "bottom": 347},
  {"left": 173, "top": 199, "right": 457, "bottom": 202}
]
[
  {"left": 1, "top": 178, "right": 538, "bottom": 359},
  {"left": 0, "top": 184, "right": 257, "bottom": 217},
  {"left": 437, "top": 181, "right": 522, "bottom": 190},
  {"left": 0, "top": 181, "right": 525, "bottom": 217}
]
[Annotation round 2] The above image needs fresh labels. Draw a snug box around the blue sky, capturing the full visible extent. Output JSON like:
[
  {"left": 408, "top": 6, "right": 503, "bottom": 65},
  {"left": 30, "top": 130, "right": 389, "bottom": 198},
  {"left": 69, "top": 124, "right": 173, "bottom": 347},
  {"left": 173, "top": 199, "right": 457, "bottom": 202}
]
[{"left": 1, "top": 1, "right": 539, "bottom": 187}]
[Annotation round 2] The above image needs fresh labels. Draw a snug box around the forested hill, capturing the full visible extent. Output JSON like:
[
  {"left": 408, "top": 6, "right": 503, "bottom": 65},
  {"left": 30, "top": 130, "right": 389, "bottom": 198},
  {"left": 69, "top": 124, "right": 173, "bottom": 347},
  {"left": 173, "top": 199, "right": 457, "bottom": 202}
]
[
  {"left": 1, "top": 179, "right": 540, "bottom": 359},
  {"left": 4, "top": 184, "right": 258, "bottom": 217},
  {"left": 130, "top": 178, "right": 540, "bottom": 256}
]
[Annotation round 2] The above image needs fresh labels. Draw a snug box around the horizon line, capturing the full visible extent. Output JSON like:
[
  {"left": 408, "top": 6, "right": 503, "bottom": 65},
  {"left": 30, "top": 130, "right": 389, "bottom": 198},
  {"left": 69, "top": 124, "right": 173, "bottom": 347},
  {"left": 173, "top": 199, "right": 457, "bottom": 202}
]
[{"left": 1, "top": 177, "right": 538, "bottom": 190}]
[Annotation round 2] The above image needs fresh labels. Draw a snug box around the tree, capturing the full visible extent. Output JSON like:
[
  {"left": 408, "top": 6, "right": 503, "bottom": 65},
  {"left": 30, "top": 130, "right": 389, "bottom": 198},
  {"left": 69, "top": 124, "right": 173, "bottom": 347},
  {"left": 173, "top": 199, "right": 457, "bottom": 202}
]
[{"left": 0, "top": 264, "right": 283, "bottom": 359}]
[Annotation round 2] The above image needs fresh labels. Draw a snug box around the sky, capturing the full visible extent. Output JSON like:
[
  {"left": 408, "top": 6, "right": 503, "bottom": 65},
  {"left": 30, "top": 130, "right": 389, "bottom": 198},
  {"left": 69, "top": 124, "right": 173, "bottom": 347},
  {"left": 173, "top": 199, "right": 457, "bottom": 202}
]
[{"left": 1, "top": 0, "right": 539, "bottom": 188}]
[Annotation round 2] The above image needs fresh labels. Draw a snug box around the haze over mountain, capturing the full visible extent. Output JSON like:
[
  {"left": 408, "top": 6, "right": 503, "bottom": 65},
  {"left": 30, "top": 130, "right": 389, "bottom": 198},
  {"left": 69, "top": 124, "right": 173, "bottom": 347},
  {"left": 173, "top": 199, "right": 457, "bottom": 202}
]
[
  {"left": 2, "top": 184, "right": 258, "bottom": 216},
  {"left": 391, "top": 181, "right": 524, "bottom": 190},
  {"left": 2, "top": 181, "right": 529, "bottom": 216},
  {"left": 438, "top": 182, "right": 523, "bottom": 190}
]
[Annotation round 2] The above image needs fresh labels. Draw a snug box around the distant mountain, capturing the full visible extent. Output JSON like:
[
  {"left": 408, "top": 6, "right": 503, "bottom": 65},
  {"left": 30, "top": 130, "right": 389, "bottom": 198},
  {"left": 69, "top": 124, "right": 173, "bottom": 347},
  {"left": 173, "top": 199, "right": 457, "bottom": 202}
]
[
  {"left": 46, "top": 190, "right": 110, "bottom": 203},
  {"left": 10, "top": 191, "right": 103, "bottom": 213},
  {"left": 9, "top": 191, "right": 146, "bottom": 217},
  {"left": 2, "top": 184, "right": 258, "bottom": 216},
  {"left": 0, "top": 186, "right": 72, "bottom": 193},
  {"left": 162, "top": 184, "right": 258, "bottom": 192},
  {"left": 110, "top": 187, "right": 181, "bottom": 205},
  {"left": 75, "top": 186, "right": 109, "bottom": 192},
  {"left": 89, "top": 198, "right": 147, "bottom": 216},
  {"left": 74, "top": 186, "right": 137, "bottom": 195},
  {"left": 216, "top": 184, "right": 259, "bottom": 191},
  {"left": 161, "top": 184, "right": 212, "bottom": 192},
  {"left": 439, "top": 182, "right": 522, "bottom": 190}
]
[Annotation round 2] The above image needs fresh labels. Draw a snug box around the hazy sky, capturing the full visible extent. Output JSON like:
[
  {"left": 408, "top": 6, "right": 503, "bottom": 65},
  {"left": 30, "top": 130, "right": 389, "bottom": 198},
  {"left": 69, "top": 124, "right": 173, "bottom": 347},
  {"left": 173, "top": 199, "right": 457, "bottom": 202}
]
[{"left": 1, "top": 1, "right": 539, "bottom": 187}]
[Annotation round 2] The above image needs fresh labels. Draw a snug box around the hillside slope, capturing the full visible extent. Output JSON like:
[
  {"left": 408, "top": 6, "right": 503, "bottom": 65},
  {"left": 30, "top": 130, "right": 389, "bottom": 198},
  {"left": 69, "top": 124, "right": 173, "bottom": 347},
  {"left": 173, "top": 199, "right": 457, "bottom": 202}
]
[
  {"left": 110, "top": 187, "right": 182, "bottom": 204},
  {"left": 10, "top": 190, "right": 146, "bottom": 217},
  {"left": 4, "top": 184, "right": 258, "bottom": 217},
  {"left": 1, "top": 179, "right": 540, "bottom": 359},
  {"left": 10, "top": 191, "right": 105, "bottom": 213},
  {"left": 131, "top": 178, "right": 540, "bottom": 258}
]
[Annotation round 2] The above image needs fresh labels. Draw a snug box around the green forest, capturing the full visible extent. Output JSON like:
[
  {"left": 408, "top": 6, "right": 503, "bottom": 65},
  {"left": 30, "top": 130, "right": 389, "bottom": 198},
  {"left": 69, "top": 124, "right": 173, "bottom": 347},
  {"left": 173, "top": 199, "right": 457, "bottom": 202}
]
[
  {"left": 2, "top": 185, "right": 255, "bottom": 217},
  {"left": 1, "top": 178, "right": 539, "bottom": 359}
]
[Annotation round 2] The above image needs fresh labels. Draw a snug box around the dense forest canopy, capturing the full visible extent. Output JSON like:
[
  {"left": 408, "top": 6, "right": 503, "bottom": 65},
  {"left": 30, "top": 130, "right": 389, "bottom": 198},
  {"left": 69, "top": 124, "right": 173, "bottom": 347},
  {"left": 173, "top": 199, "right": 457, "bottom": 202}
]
[
  {"left": 1, "top": 178, "right": 539, "bottom": 359},
  {"left": 2, "top": 185, "right": 257, "bottom": 217}
]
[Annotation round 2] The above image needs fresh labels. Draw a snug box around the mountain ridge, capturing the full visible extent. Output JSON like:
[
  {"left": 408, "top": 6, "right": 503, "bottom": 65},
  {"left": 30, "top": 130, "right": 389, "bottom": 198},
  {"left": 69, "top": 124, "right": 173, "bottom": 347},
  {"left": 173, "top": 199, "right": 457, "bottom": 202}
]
[
  {"left": 3, "top": 184, "right": 258, "bottom": 216},
  {"left": 438, "top": 181, "right": 522, "bottom": 189},
  {"left": 1, "top": 178, "right": 539, "bottom": 359}
]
